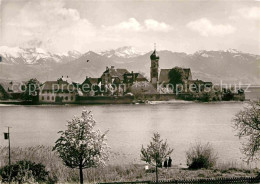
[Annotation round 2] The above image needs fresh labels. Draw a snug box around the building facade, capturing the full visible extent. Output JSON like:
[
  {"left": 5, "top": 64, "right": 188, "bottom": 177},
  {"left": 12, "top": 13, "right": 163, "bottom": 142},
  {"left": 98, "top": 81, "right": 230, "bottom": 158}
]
[
  {"left": 81, "top": 77, "right": 101, "bottom": 96},
  {"left": 149, "top": 48, "right": 214, "bottom": 94},
  {"left": 101, "top": 66, "right": 129, "bottom": 85},
  {"left": 39, "top": 80, "right": 77, "bottom": 103},
  {"left": 123, "top": 72, "right": 148, "bottom": 87}
]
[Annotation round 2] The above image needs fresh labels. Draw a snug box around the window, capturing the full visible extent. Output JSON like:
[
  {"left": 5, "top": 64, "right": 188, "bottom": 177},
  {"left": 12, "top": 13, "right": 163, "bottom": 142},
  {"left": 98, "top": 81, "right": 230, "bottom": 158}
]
[
  {"left": 71, "top": 96, "right": 73, "bottom": 101},
  {"left": 47, "top": 96, "right": 50, "bottom": 100},
  {"left": 52, "top": 96, "right": 54, "bottom": 100},
  {"left": 42, "top": 96, "right": 44, "bottom": 100},
  {"left": 65, "top": 96, "right": 68, "bottom": 101}
]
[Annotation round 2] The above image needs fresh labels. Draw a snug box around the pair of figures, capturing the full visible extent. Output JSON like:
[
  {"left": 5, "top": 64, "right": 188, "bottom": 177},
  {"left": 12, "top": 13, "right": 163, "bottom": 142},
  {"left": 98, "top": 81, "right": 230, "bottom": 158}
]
[{"left": 163, "top": 157, "right": 172, "bottom": 168}]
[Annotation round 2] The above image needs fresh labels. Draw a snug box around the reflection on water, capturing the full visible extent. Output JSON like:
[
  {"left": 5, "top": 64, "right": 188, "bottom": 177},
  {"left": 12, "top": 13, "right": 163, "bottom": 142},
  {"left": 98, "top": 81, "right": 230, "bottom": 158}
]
[{"left": 0, "top": 102, "right": 253, "bottom": 166}]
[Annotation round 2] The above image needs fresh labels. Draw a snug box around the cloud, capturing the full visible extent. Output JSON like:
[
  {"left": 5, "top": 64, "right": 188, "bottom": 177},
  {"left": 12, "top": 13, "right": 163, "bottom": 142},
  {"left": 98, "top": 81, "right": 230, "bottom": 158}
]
[
  {"left": 2, "top": 0, "right": 97, "bottom": 53},
  {"left": 2, "top": 0, "right": 173, "bottom": 53},
  {"left": 103, "top": 18, "right": 173, "bottom": 32},
  {"left": 186, "top": 18, "right": 236, "bottom": 37},
  {"left": 103, "top": 18, "right": 142, "bottom": 32},
  {"left": 238, "top": 6, "right": 260, "bottom": 20},
  {"left": 144, "top": 19, "right": 173, "bottom": 32}
]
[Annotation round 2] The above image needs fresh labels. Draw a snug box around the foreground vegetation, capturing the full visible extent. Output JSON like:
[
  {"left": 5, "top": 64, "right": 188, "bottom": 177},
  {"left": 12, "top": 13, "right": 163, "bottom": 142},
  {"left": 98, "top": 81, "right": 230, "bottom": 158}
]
[
  {"left": 0, "top": 101, "right": 259, "bottom": 183},
  {"left": 0, "top": 146, "right": 258, "bottom": 183}
]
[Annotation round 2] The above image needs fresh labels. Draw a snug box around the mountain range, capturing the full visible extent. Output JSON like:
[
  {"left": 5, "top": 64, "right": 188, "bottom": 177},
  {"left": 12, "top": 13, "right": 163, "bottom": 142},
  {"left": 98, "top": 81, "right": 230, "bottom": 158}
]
[{"left": 0, "top": 46, "right": 259, "bottom": 84}]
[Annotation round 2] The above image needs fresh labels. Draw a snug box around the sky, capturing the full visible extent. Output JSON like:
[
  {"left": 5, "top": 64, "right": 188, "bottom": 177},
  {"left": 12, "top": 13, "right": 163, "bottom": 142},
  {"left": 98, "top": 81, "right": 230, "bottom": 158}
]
[{"left": 0, "top": 0, "right": 260, "bottom": 54}]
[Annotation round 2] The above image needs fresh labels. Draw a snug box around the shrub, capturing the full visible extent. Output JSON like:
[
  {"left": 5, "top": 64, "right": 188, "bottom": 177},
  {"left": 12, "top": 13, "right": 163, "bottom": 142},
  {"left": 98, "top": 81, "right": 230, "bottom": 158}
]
[
  {"left": 0, "top": 160, "right": 49, "bottom": 183},
  {"left": 186, "top": 142, "right": 217, "bottom": 169},
  {"left": 222, "top": 89, "right": 234, "bottom": 101},
  {"left": 0, "top": 85, "right": 9, "bottom": 100}
]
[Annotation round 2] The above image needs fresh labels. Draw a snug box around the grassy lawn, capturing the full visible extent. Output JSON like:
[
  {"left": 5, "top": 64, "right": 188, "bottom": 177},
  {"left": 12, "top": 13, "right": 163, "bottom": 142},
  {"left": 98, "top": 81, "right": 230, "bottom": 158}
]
[{"left": 0, "top": 146, "right": 258, "bottom": 183}]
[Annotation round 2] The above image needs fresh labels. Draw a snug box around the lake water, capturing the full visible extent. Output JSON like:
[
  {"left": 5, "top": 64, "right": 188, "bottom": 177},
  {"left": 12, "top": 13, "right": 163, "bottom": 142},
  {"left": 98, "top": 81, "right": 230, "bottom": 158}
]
[
  {"left": 0, "top": 88, "right": 259, "bottom": 167},
  {"left": 244, "top": 87, "right": 260, "bottom": 101}
]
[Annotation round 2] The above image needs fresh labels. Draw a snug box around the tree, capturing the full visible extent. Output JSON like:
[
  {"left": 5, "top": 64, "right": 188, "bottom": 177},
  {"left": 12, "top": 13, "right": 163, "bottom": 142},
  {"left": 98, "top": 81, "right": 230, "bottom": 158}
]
[
  {"left": 186, "top": 142, "right": 217, "bottom": 169},
  {"left": 140, "top": 133, "right": 173, "bottom": 184},
  {"left": 233, "top": 101, "right": 260, "bottom": 162},
  {"left": 0, "top": 84, "right": 9, "bottom": 100},
  {"left": 22, "top": 78, "right": 40, "bottom": 101},
  {"left": 0, "top": 160, "right": 49, "bottom": 184},
  {"left": 168, "top": 67, "right": 186, "bottom": 92},
  {"left": 222, "top": 88, "right": 234, "bottom": 101},
  {"left": 53, "top": 110, "right": 109, "bottom": 184}
]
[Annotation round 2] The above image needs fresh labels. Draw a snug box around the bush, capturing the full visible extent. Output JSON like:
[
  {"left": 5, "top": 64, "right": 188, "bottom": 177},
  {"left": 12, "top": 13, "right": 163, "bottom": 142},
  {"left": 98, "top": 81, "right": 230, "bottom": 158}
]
[
  {"left": 186, "top": 142, "right": 217, "bottom": 169},
  {"left": 222, "top": 89, "right": 234, "bottom": 101},
  {"left": 0, "top": 85, "right": 9, "bottom": 100},
  {"left": 0, "top": 160, "right": 49, "bottom": 183}
]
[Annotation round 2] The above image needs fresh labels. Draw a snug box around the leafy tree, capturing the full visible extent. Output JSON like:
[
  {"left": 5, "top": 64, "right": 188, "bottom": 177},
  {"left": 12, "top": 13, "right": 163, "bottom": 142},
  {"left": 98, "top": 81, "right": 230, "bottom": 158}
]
[
  {"left": 53, "top": 110, "right": 109, "bottom": 184},
  {"left": 233, "top": 101, "right": 260, "bottom": 162},
  {"left": 168, "top": 67, "right": 186, "bottom": 92},
  {"left": 222, "top": 88, "right": 234, "bottom": 101},
  {"left": 197, "top": 91, "right": 216, "bottom": 102},
  {"left": 22, "top": 78, "right": 40, "bottom": 101},
  {"left": 140, "top": 133, "right": 173, "bottom": 184},
  {"left": 0, "top": 160, "right": 49, "bottom": 184}
]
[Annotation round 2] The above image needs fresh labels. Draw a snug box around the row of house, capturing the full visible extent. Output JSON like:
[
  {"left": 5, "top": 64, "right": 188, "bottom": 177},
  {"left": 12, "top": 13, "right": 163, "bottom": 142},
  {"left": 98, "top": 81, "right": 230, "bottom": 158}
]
[
  {"left": 37, "top": 48, "right": 214, "bottom": 103},
  {"left": 83, "top": 66, "right": 147, "bottom": 87},
  {"left": 0, "top": 48, "right": 214, "bottom": 103},
  {"left": 37, "top": 66, "right": 148, "bottom": 103}
]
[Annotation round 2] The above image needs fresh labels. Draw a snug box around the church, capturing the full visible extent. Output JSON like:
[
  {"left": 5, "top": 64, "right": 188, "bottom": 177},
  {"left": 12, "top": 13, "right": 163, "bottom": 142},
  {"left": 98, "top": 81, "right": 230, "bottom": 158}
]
[{"left": 149, "top": 48, "right": 192, "bottom": 89}]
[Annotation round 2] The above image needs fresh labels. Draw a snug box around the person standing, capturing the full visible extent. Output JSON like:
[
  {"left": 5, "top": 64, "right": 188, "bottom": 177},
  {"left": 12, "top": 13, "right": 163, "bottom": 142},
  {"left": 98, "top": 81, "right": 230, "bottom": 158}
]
[
  {"left": 163, "top": 158, "right": 168, "bottom": 168},
  {"left": 168, "top": 157, "right": 172, "bottom": 167}
]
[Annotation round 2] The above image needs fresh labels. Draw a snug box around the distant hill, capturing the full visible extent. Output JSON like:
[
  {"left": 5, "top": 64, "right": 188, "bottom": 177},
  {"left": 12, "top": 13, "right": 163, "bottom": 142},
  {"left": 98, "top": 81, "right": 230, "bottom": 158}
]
[{"left": 0, "top": 46, "right": 259, "bottom": 84}]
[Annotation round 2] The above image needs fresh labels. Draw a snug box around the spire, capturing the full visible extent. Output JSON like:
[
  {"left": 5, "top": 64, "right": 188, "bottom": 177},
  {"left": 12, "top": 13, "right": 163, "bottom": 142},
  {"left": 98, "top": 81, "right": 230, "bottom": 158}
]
[{"left": 150, "top": 43, "right": 159, "bottom": 60}]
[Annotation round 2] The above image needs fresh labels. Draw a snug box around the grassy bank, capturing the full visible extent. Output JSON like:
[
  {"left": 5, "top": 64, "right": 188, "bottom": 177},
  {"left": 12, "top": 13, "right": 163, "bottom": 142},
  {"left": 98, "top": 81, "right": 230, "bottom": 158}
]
[{"left": 0, "top": 146, "right": 258, "bottom": 183}]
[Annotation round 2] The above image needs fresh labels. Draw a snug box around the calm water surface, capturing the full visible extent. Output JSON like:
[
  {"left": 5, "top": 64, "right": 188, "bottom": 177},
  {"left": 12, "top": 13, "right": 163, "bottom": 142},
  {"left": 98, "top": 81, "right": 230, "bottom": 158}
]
[
  {"left": 0, "top": 101, "right": 255, "bottom": 167},
  {"left": 0, "top": 88, "right": 259, "bottom": 166}
]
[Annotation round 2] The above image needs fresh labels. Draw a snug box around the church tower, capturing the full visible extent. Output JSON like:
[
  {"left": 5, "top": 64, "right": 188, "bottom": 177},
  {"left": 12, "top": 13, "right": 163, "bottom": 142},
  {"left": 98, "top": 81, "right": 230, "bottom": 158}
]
[{"left": 150, "top": 44, "right": 159, "bottom": 88}]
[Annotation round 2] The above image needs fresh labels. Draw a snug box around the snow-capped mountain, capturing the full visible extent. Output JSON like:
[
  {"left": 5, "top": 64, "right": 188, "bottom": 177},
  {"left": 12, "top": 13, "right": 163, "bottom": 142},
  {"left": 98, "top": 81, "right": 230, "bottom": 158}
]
[
  {"left": 0, "top": 46, "right": 82, "bottom": 65},
  {"left": 193, "top": 49, "right": 258, "bottom": 64},
  {"left": 0, "top": 46, "right": 259, "bottom": 84},
  {"left": 226, "top": 48, "right": 241, "bottom": 54},
  {"left": 66, "top": 50, "right": 82, "bottom": 59},
  {"left": 97, "top": 46, "right": 144, "bottom": 58}
]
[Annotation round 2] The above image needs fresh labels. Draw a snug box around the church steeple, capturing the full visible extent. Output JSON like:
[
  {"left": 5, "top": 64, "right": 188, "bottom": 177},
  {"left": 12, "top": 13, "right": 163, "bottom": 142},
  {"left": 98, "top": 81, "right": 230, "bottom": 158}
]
[
  {"left": 150, "top": 43, "right": 159, "bottom": 60},
  {"left": 150, "top": 43, "right": 159, "bottom": 88}
]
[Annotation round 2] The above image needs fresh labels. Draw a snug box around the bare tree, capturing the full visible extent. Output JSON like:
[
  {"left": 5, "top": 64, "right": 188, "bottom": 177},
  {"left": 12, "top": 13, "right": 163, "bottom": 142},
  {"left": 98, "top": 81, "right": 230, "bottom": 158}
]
[
  {"left": 233, "top": 101, "right": 260, "bottom": 162},
  {"left": 141, "top": 132, "right": 173, "bottom": 184},
  {"left": 53, "top": 110, "right": 109, "bottom": 184}
]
